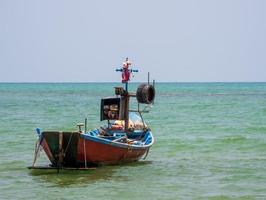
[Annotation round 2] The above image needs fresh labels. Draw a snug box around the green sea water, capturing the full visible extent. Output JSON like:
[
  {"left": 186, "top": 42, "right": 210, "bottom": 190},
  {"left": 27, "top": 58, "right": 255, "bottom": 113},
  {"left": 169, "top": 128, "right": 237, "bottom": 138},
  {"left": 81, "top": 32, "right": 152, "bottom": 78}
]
[{"left": 0, "top": 82, "right": 266, "bottom": 200}]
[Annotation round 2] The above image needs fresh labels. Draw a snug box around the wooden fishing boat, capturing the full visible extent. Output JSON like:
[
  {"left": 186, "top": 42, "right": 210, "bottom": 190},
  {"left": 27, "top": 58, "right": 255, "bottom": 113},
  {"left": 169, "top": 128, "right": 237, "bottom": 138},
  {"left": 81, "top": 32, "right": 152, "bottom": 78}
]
[{"left": 30, "top": 60, "right": 156, "bottom": 169}]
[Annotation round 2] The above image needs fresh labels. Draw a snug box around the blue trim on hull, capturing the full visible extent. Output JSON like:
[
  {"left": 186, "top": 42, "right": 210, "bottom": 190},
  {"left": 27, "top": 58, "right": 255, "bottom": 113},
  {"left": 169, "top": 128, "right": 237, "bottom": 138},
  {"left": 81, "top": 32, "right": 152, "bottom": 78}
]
[{"left": 80, "top": 129, "right": 154, "bottom": 150}]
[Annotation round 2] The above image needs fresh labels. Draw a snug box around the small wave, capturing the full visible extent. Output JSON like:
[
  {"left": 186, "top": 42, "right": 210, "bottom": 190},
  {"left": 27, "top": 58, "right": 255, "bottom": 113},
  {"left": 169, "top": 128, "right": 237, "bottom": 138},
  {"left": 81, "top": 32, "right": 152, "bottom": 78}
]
[
  {"left": 246, "top": 126, "right": 266, "bottom": 133},
  {"left": 221, "top": 135, "right": 247, "bottom": 143}
]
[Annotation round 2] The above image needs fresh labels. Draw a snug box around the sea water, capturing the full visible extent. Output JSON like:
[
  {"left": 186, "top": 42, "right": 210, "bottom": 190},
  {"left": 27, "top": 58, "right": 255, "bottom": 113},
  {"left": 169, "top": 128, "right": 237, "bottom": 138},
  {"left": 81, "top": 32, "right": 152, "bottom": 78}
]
[{"left": 0, "top": 83, "right": 265, "bottom": 199}]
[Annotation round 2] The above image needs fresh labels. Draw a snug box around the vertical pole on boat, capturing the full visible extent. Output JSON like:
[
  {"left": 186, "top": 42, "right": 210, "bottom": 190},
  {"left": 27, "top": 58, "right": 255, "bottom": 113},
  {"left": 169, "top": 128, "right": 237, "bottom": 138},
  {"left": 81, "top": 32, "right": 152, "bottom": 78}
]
[
  {"left": 116, "top": 64, "right": 138, "bottom": 132},
  {"left": 83, "top": 120, "right": 88, "bottom": 169},
  {"left": 152, "top": 80, "right": 155, "bottom": 105},
  {"left": 85, "top": 118, "right": 87, "bottom": 133},
  {"left": 57, "top": 131, "right": 64, "bottom": 172},
  {"left": 125, "top": 81, "right": 128, "bottom": 92},
  {"left": 148, "top": 72, "right": 150, "bottom": 85},
  {"left": 125, "top": 95, "right": 129, "bottom": 131},
  {"left": 124, "top": 82, "right": 129, "bottom": 131},
  {"left": 83, "top": 136, "right": 88, "bottom": 169},
  {"left": 83, "top": 118, "right": 88, "bottom": 168}
]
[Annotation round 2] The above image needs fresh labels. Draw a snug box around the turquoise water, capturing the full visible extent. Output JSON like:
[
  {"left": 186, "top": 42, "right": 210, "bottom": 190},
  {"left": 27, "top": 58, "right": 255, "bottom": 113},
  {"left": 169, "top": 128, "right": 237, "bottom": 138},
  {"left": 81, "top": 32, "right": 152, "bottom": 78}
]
[{"left": 0, "top": 83, "right": 266, "bottom": 199}]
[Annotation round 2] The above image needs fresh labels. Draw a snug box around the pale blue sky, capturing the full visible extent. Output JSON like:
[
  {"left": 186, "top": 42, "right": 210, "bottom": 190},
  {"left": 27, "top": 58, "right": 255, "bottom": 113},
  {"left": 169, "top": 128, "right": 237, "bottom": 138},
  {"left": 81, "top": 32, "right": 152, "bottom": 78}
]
[{"left": 0, "top": 0, "right": 265, "bottom": 82}]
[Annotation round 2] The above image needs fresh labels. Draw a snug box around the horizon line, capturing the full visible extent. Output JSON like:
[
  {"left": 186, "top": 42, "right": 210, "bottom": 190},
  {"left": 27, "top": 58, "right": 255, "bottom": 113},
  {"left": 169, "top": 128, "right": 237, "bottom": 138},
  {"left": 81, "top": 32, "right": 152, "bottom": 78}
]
[{"left": 0, "top": 81, "right": 266, "bottom": 84}]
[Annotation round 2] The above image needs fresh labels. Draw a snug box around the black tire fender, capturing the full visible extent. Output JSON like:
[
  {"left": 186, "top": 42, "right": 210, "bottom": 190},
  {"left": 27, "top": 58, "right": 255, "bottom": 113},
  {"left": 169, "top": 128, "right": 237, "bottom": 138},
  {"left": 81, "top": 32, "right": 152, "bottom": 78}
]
[{"left": 136, "top": 84, "right": 155, "bottom": 104}]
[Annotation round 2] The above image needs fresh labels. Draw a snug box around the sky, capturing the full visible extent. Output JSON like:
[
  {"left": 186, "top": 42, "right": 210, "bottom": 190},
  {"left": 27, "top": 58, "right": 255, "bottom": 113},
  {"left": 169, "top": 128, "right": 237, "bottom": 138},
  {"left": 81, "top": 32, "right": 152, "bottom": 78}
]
[{"left": 0, "top": 0, "right": 265, "bottom": 82}]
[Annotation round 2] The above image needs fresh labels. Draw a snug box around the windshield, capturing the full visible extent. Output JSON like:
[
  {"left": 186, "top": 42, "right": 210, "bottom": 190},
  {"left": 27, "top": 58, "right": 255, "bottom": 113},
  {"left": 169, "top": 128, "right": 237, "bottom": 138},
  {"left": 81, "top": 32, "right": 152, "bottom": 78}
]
[
  {"left": 129, "top": 112, "right": 142, "bottom": 123},
  {"left": 111, "top": 112, "right": 146, "bottom": 130},
  {"left": 129, "top": 112, "right": 146, "bottom": 130}
]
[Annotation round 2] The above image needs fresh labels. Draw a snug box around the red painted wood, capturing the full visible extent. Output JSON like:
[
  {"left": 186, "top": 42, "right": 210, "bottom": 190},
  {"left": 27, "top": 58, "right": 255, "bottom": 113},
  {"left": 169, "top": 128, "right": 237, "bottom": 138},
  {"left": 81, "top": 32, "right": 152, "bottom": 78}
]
[
  {"left": 41, "top": 135, "right": 148, "bottom": 166},
  {"left": 76, "top": 138, "right": 147, "bottom": 165}
]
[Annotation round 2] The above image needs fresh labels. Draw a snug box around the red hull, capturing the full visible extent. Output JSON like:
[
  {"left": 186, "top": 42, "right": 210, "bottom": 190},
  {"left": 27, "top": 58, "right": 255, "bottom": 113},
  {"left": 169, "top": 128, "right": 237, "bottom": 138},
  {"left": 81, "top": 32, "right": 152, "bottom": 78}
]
[
  {"left": 40, "top": 131, "right": 152, "bottom": 167},
  {"left": 76, "top": 138, "right": 147, "bottom": 165}
]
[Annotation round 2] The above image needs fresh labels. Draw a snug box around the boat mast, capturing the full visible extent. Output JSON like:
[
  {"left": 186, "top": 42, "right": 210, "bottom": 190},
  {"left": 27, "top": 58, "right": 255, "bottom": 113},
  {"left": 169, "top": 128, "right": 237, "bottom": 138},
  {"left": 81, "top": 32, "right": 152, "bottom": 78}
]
[
  {"left": 124, "top": 87, "right": 129, "bottom": 130},
  {"left": 116, "top": 58, "right": 138, "bottom": 131}
]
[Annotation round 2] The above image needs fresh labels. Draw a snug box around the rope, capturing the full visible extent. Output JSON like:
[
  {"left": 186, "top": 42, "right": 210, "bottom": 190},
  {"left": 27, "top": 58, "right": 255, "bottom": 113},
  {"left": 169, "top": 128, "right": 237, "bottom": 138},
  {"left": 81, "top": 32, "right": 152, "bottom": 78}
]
[
  {"left": 32, "top": 140, "right": 39, "bottom": 167},
  {"left": 83, "top": 135, "right": 87, "bottom": 168},
  {"left": 64, "top": 132, "right": 74, "bottom": 155},
  {"left": 143, "top": 147, "right": 150, "bottom": 160},
  {"left": 32, "top": 136, "right": 43, "bottom": 167}
]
